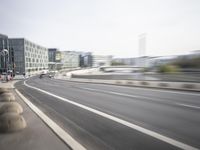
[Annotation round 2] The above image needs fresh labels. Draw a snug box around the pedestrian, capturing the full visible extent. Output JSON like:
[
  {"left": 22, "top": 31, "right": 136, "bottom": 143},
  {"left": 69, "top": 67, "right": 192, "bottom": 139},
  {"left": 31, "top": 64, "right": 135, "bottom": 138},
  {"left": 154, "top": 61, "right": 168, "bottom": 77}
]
[{"left": 23, "top": 72, "right": 26, "bottom": 79}]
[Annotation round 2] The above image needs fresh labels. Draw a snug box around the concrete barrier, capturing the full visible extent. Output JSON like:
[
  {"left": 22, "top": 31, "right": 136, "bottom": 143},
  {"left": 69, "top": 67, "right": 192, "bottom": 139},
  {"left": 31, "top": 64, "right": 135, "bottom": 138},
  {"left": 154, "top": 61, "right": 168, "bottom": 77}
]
[
  {"left": 158, "top": 83, "right": 169, "bottom": 87},
  {"left": 0, "top": 102, "right": 23, "bottom": 115},
  {"left": 0, "top": 93, "right": 15, "bottom": 102},
  {"left": 0, "top": 88, "right": 9, "bottom": 94},
  {"left": 66, "top": 78, "right": 200, "bottom": 92},
  {"left": 0, "top": 113, "right": 26, "bottom": 133},
  {"left": 55, "top": 70, "right": 200, "bottom": 91},
  {"left": 140, "top": 81, "right": 149, "bottom": 86},
  {"left": 0, "top": 88, "right": 26, "bottom": 133},
  {"left": 182, "top": 84, "right": 196, "bottom": 89}
]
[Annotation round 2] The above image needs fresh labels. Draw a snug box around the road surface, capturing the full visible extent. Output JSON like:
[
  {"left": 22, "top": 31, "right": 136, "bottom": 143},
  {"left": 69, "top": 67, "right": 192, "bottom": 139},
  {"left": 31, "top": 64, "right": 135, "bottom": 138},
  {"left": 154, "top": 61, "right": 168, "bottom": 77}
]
[{"left": 15, "top": 76, "right": 200, "bottom": 150}]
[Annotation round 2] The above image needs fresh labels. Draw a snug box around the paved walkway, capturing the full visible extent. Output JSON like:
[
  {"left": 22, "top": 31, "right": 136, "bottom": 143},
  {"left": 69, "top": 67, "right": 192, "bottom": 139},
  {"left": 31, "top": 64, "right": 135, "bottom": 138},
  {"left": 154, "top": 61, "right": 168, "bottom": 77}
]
[
  {"left": 0, "top": 79, "right": 70, "bottom": 150},
  {"left": 0, "top": 80, "right": 17, "bottom": 88}
]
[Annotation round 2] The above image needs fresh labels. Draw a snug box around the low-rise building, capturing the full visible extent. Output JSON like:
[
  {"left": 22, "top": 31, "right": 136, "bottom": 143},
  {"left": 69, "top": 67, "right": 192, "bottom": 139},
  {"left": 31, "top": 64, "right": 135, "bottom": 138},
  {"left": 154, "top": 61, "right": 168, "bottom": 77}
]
[
  {"left": 92, "top": 55, "right": 112, "bottom": 67},
  {"left": 61, "top": 51, "right": 80, "bottom": 68}
]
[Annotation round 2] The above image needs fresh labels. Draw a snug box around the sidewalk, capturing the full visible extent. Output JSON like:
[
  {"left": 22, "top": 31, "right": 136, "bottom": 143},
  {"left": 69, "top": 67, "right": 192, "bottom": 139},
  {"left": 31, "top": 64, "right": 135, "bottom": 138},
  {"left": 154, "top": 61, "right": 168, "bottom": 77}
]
[{"left": 0, "top": 80, "right": 70, "bottom": 150}]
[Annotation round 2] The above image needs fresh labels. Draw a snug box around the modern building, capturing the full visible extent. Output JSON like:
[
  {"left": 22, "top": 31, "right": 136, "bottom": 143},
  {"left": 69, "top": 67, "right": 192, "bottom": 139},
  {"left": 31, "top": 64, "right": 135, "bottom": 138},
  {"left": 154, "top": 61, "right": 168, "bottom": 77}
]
[
  {"left": 1, "top": 34, "right": 49, "bottom": 75},
  {"left": 8, "top": 38, "right": 48, "bottom": 75},
  {"left": 148, "top": 56, "right": 177, "bottom": 67},
  {"left": 48, "top": 48, "right": 58, "bottom": 62},
  {"left": 48, "top": 48, "right": 62, "bottom": 70},
  {"left": 80, "top": 52, "right": 92, "bottom": 67},
  {"left": 48, "top": 49, "right": 81, "bottom": 70},
  {"left": 60, "top": 51, "right": 80, "bottom": 68},
  {"left": 0, "top": 34, "right": 9, "bottom": 73},
  {"left": 92, "top": 55, "right": 112, "bottom": 67},
  {"left": 112, "top": 57, "right": 158, "bottom": 68},
  {"left": 0, "top": 34, "right": 15, "bottom": 74}
]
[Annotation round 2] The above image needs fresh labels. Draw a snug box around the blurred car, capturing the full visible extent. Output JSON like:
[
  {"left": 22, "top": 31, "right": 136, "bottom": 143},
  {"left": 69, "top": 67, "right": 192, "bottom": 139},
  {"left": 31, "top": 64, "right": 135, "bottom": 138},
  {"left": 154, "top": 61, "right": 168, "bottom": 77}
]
[{"left": 48, "top": 74, "right": 53, "bottom": 78}]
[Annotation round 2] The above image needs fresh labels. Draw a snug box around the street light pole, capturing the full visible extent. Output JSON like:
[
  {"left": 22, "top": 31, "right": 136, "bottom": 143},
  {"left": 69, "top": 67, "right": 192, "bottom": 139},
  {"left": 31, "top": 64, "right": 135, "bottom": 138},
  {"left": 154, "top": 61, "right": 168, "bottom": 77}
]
[{"left": 0, "top": 49, "right": 9, "bottom": 81}]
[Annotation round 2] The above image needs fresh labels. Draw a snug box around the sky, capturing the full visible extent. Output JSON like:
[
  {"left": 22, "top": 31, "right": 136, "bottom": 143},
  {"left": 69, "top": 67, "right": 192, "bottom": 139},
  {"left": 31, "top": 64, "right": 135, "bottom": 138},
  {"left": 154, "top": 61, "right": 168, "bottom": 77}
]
[{"left": 0, "top": 0, "right": 200, "bottom": 58}]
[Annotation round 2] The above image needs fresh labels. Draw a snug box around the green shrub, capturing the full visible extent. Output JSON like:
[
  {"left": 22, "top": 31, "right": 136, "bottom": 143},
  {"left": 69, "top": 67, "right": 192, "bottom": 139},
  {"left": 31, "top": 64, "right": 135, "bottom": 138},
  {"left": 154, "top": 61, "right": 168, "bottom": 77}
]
[
  {"left": 172, "top": 56, "right": 200, "bottom": 68},
  {"left": 111, "top": 61, "right": 126, "bottom": 66},
  {"left": 158, "top": 65, "right": 179, "bottom": 73}
]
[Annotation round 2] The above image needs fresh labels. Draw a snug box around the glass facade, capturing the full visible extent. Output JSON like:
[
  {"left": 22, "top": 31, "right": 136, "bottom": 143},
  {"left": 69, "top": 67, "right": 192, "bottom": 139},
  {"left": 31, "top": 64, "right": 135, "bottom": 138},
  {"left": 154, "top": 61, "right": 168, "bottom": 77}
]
[
  {"left": 48, "top": 48, "right": 57, "bottom": 62},
  {"left": 9, "top": 38, "right": 48, "bottom": 74},
  {"left": 9, "top": 39, "right": 25, "bottom": 74},
  {"left": 61, "top": 51, "right": 80, "bottom": 68},
  {"left": 92, "top": 55, "right": 112, "bottom": 67},
  {"left": 0, "top": 34, "right": 11, "bottom": 73}
]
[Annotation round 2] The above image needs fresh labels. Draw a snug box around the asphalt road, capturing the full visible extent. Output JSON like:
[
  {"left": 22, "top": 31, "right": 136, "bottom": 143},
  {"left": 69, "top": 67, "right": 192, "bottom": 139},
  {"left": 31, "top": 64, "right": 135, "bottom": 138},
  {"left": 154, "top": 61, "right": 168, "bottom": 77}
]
[{"left": 15, "top": 76, "right": 200, "bottom": 150}]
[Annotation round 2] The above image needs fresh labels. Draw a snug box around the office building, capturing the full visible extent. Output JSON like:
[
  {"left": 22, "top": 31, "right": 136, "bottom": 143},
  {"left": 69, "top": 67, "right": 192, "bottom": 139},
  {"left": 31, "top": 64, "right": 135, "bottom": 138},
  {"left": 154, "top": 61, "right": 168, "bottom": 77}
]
[
  {"left": 48, "top": 48, "right": 63, "bottom": 70},
  {"left": 0, "top": 34, "right": 14, "bottom": 74},
  {"left": 60, "top": 51, "right": 80, "bottom": 68},
  {"left": 8, "top": 38, "right": 48, "bottom": 75},
  {"left": 80, "top": 52, "right": 92, "bottom": 67},
  {"left": 92, "top": 55, "right": 112, "bottom": 67},
  {"left": 48, "top": 48, "right": 58, "bottom": 62}
]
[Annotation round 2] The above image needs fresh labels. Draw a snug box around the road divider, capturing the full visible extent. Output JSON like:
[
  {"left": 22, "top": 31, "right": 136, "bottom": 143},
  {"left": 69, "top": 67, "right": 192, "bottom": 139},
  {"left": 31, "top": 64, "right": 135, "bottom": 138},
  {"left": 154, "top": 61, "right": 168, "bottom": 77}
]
[
  {"left": 61, "top": 77, "right": 200, "bottom": 92},
  {"left": 55, "top": 71, "right": 200, "bottom": 91}
]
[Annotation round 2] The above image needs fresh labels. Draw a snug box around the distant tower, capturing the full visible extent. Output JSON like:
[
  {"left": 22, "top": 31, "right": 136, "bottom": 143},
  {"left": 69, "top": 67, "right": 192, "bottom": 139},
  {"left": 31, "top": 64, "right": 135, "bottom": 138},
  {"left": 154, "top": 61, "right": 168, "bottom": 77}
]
[
  {"left": 138, "top": 33, "right": 147, "bottom": 67},
  {"left": 138, "top": 33, "right": 146, "bottom": 57}
]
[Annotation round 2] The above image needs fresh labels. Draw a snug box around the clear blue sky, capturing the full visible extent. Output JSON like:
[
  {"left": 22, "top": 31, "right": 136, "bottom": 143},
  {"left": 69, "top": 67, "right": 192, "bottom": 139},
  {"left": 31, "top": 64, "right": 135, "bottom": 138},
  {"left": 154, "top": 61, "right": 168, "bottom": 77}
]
[{"left": 1, "top": 0, "right": 200, "bottom": 57}]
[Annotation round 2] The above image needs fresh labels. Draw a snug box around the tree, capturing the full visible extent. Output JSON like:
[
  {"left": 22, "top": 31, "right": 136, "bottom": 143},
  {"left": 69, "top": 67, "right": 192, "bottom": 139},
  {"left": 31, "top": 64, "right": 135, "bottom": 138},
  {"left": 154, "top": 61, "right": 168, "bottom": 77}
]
[{"left": 111, "top": 61, "right": 126, "bottom": 66}]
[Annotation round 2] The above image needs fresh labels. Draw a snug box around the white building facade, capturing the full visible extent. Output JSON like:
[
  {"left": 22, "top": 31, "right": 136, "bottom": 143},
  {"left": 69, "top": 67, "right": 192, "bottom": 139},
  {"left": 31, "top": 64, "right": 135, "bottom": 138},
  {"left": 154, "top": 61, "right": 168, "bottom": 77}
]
[
  {"left": 61, "top": 51, "right": 80, "bottom": 68},
  {"left": 92, "top": 55, "right": 112, "bottom": 67}
]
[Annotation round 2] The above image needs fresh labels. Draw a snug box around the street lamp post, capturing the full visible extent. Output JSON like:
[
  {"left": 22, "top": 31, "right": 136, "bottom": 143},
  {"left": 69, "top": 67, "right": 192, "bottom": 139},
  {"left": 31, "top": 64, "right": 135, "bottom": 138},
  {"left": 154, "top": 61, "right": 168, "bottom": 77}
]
[{"left": 0, "top": 49, "right": 9, "bottom": 81}]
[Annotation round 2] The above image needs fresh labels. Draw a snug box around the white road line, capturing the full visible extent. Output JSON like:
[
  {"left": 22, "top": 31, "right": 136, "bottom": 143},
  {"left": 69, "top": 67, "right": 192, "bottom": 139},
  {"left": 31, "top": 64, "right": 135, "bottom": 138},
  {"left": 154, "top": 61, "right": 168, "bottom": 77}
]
[
  {"left": 81, "top": 87, "right": 200, "bottom": 110},
  {"left": 176, "top": 103, "right": 200, "bottom": 109},
  {"left": 80, "top": 82, "right": 200, "bottom": 96},
  {"left": 131, "top": 87, "right": 200, "bottom": 96},
  {"left": 81, "top": 87, "right": 163, "bottom": 102},
  {"left": 24, "top": 81, "right": 199, "bottom": 150},
  {"left": 15, "top": 89, "right": 86, "bottom": 150}
]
